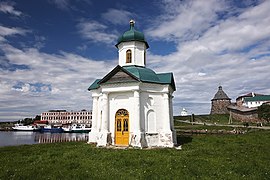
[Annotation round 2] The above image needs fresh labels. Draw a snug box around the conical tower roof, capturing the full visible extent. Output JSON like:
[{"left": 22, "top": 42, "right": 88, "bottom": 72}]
[{"left": 211, "top": 86, "right": 231, "bottom": 101}]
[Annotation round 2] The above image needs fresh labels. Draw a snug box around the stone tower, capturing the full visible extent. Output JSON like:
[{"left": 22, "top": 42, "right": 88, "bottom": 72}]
[{"left": 210, "top": 86, "right": 231, "bottom": 114}]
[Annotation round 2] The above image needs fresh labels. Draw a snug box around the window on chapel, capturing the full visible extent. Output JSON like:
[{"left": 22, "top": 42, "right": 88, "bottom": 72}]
[
  {"left": 144, "top": 50, "right": 146, "bottom": 65},
  {"left": 126, "top": 49, "right": 132, "bottom": 63}
]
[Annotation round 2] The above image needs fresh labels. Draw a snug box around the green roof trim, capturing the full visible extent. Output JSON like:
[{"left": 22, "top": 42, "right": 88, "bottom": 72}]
[
  {"left": 244, "top": 95, "right": 270, "bottom": 102},
  {"left": 88, "top": 79, "right": 101, "bottom": 90},
  {"left": 115, "top": 20, "right": 149, "bottom": 49},
  {"left": 88, "top": 65, "right": 176, "bottom": 91},
  {"left": 123, "top": 66, "right": 160, "bottom": 83},
  {"left": 157, "top": 73, "right": 176, "bottom": 91},
  {"left": 123, "top": 66, "right": 175, "bottom": 90}
]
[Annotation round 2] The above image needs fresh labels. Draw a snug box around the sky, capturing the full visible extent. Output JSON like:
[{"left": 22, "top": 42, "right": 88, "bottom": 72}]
[{"left": 0, "top": 0, "right": 270, "bottom": 122}]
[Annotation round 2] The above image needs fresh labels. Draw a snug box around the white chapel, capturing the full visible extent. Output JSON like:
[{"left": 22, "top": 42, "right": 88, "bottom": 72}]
[{"left": 88, "top": 20, "right": 176, "bottom": 148}]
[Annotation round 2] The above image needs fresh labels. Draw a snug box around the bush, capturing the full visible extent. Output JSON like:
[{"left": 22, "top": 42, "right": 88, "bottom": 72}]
[{"left": 258, "top": 104, "right": 270, "bottom": 122}]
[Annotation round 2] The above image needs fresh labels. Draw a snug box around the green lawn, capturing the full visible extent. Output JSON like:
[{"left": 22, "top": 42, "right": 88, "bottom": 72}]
[
  {"left": 1, "top": 130, "right": 270, "bottom": 179},
  {"left": 174, "top": 114, "right": 270, "bottom": 127},
  {"left": 174, "top": 114, "right": 235, "bottom": 124}
]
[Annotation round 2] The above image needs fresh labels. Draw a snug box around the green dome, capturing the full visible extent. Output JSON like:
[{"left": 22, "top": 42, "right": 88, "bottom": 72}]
[{"left": 116, "top": 20, "right": 149, "bottom": 48}]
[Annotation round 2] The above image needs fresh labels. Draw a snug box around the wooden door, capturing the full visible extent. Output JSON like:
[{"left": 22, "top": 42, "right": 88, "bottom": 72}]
[{"left": 115, "top": 109, "right": 129, "bottom": 146}]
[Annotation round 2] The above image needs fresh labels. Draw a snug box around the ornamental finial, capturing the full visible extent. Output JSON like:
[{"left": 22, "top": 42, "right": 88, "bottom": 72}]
[{"left": 130, "top": 19, "right": 135, "bottom": 29}]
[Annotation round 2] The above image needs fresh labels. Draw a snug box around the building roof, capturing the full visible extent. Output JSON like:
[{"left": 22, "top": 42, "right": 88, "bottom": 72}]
[
  {"left": 236, "top": 92, "right": 264, "bottom": 100},
  {"left": 211, "top": 86, "right": 231, "bottom": 101},
  {"left": 244, "top": 95, "right": 270, "bottom": 102},
  {"left": 123, "top": 65, "right": 161, "bottom": 83},
  {"left": 88, "top": 65, "right": 176, "bottom": 91},
  {"left": 227, "top": 104, "right": 257, "bottom": 112},
  {"left": 88, "top": 79, "right": 101, "bottom": 90},
  {"left": 48, "top": 110, "right": 66, "bottom": 112},
  {"left": 115, "top": 20, "right": 149, "bottom": 49}
]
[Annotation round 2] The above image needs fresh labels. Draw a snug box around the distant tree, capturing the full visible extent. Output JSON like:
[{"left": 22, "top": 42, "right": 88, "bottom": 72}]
[
  {"left": 258, "top": 104, "right": 270, "bottom": 122},
  {"left": 20, "top": 118, "right": 34, "bottom": 125},
  {"left": 34, "top": 115, "right": 41, "bottom": 121}
]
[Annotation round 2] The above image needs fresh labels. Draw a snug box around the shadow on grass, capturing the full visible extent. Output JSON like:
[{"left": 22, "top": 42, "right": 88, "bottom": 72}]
[{"left": 177, "top": 135, "right": 193, "bottom": 145}]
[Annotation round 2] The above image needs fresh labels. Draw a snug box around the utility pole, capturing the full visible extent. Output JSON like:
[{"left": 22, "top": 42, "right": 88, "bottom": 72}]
[{"left": 228, "top": 111, "right": 232, "bottom": 124}]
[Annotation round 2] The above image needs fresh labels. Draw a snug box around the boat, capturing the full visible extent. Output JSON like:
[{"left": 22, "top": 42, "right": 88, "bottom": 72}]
[
  {"left": 40, "top": 125, "right": 64, "bottom": 133},
  {"left": 63, "top": 124, "right": 91, "bottom": 133},
  {"left": 12, "top": 123, "right": 37, "bottom": 131}
]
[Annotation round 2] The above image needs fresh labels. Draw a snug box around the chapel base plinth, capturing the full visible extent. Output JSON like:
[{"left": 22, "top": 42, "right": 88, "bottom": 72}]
[
  {"left": 129, "top": 132, "right": 147, "bottom": 148},
  {"left": 158, "top": 131, "right": 175, "bottom": 148},
  {"left": 96, "top": 131, "right": 111, "bottom": 147},
  {"left": 88, "top": 130, "right": 98, "bottom": 143},
  {"left": 172, "top": 129, "right": 177, "bottom": 145},
  {"left": 145, "top": 133, "right": 159, "bottom": 147}
]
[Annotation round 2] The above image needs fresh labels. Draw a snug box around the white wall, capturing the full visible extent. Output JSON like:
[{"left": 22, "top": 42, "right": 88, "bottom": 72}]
[
  {"left": 90, "top": 82, "right": 175, "bottom": 147},
  {"left": 118, "top": 41, "right": 146, "bottom": 67},
  {"left": 244, "top": 101, "right": 265, "bottom": 108}
]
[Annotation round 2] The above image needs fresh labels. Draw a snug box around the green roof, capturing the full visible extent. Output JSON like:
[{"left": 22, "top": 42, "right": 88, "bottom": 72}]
[
  {"left": 244, "top": 95, "right": 270, "bottom": 102},
  {"left": 88, "top": 79, "right": 100, "bottom": 91},
  {"left": 123, "top": 66, "right": 160, "bottom": 83},
  {"left": 115, "top": 20, "right": 149, "bottom": 48},
  {"left": 88, "top": 65, "right": 176, "bottom": 91}
]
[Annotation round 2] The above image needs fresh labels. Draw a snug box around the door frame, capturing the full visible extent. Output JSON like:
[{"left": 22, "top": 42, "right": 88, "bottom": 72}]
[{"left": 115, "top": 109, "right": 129, "bottom": 146}]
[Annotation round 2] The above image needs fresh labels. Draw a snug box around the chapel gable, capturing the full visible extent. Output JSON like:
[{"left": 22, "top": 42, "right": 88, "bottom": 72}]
[{"left": 104, "top": 70, "right": 138, "bottom": 84}]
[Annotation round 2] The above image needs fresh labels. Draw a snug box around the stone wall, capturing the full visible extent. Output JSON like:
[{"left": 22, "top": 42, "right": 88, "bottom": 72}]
[
  {"left": 229, "top": 109, "right": 259, "bottom": 122},
  {"left": 210, "top": 100, "right": 231, "bottom": 114}
]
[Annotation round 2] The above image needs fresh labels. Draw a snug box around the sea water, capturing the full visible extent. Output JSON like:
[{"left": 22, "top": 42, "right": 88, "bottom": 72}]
[{"left": 0, "top": 131, "right": 88, "bottom": 147}]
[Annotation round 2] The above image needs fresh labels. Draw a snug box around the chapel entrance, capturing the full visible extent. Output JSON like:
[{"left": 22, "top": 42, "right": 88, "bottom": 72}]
[{"left": 115, "top": 109, "right": 129, "bottom": 146}]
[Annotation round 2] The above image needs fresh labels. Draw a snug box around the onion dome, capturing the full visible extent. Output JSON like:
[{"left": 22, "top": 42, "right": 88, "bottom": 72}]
[{"left": 116, "top": 20, "right": 149, "bottom": 48}]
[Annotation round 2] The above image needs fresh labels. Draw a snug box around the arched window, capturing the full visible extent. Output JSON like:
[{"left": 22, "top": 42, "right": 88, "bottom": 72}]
[
  {"left": 146, "top": 110, "right": 156, "bottom": 133},
  {"left": 126, "top": 49, "right": 132, "bottom": 63}
]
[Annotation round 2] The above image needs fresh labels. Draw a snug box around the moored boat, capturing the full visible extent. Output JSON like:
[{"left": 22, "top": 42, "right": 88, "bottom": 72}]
[
  {"left": 63, "top": 124, "right": 91, "bottom": 133},
  {"left": 40, "top": 125, "right": 63, "bottom": 133},
  {"left": 12, "top": 124, "right": 37, "bottom": 131}
]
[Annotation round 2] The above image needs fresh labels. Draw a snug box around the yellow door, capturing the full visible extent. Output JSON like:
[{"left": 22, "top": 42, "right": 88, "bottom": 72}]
[{"left": 115, "top": 109, "right": 129, "bottom": 146}]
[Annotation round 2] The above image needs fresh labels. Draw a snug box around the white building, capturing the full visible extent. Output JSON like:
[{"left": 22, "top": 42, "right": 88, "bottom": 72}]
[
  {"left": 180, "top": 108, "right": 188, "bottom": 116},
  {"left": 41, "top": 110, "right": 92, "bottom": 125},
  {"left": 242, "top": 95, "right": 270, "bottom": 108},
  {"left": 88, "top": 20, "right": 176, "bottom": 148}
]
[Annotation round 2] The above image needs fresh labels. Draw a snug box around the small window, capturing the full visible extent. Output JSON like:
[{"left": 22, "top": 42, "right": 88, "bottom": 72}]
[
  {"left": 117, "top": 119, "right": 121, "bottom": 131},
  {"left": 123, "top": 119, "right": 128, "bottom": 131},
  {"left": 126, "top": 49, "right": 132, "bottom": 63},
  {"left": 144, "top": 50, "right": 146, "bottom": 65}
]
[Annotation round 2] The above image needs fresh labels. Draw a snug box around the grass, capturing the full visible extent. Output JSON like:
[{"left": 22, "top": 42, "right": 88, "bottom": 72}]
[
  {"left": 175, "top": 124, "right": 238, "bottom": 131},
  {"left": 175, "top": 114, "right": 234, "bottom": 124},
  {"left": 0, "top": 130, "right": 270, "bottom": 179},
  {"left": 174, "top": 114, "right": 270, "bottom": 127}
]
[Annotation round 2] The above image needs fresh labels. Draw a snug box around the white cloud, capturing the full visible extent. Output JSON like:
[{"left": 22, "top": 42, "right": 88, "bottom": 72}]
[
  {"left": 0, "top": 41, "right": 115, "bottom": 121},
  {"left": 0, "top": 2, "right": 22, "bottom": 16},
  {"left": 1, "top": 0, "right": 270, "bottom": 121},
  {"left": 77, "top": 20, "right": 118, "bottom": 44},
  {"left": 49, "top": 0, "right": 70, "bottom": 10},
  {"left": 146, "top": 0, "right": 270, "bottom": 114},
  {"left": 0, "top": 26, "right": 29, "bottom": 38},
  {"left": 102, "top": 9, "right": 133, "bottom": 25},
  {"left": 146, "top": 0, "right": 226, "bottom": 42}
]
